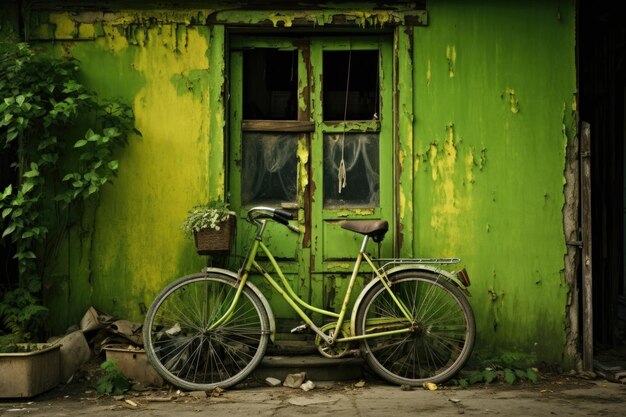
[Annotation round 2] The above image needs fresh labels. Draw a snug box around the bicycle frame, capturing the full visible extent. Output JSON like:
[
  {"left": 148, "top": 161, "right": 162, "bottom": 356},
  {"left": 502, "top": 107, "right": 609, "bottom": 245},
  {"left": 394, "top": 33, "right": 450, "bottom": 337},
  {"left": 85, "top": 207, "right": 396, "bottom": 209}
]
[{"left": 210, "top": 216, "right": 464, "bottom": 346}]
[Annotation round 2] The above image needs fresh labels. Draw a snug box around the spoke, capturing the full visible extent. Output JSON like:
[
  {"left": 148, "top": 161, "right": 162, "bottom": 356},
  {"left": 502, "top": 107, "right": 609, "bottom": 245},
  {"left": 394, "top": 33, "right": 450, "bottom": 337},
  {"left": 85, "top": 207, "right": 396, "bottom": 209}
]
[{"left": 360, "top": 275, "right": 472, "bottom": 383}]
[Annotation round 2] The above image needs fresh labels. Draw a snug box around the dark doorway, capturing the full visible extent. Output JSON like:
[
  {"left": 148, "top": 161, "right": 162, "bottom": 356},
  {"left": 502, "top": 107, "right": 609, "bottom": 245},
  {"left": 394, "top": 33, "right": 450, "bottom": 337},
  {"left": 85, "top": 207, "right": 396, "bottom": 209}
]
[{"left": 578, "top": 0, "right": 626, "bottom": 374}]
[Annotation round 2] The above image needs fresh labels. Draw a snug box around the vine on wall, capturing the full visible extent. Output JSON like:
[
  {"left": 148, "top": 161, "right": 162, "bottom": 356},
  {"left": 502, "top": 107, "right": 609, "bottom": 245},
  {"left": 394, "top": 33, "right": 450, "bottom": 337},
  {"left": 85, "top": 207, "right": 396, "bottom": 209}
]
[{"left": 0, "top": 42, "right": 138, "bottom": 347}]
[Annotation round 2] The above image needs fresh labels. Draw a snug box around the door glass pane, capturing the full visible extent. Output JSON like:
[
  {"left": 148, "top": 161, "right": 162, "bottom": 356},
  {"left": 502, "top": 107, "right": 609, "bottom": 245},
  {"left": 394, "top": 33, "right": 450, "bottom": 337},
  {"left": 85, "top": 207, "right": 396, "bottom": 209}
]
[
  {"left": 243, "top": 49, "right": 298, "bottom": 120},
  {"left": 242, "top": 133, "right": 298, "bottom": 206},
  {"left": 323, "top": 132, "right": 379, "bottom": 208},
  {"left": 323, "top": 50, "right": 379, "bottom": 121}
]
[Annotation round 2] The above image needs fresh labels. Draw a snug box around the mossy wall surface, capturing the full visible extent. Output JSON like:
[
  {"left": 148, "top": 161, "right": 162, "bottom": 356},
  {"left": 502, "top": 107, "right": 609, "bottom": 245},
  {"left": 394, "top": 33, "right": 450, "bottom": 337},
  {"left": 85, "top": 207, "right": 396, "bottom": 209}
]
[
  {"left": 411, "top": 0, "right": 576, "bottom": 366},
  {"left": 15, "top": 0, "right": 576, "bottom": 367}
]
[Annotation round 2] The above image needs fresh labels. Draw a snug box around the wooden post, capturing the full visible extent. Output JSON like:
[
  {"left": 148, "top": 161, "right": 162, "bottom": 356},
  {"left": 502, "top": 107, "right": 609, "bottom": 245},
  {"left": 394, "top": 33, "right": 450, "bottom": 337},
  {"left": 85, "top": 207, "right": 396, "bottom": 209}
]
[{"left": 581, "top": 121, "right": 593, "bottom": 371}]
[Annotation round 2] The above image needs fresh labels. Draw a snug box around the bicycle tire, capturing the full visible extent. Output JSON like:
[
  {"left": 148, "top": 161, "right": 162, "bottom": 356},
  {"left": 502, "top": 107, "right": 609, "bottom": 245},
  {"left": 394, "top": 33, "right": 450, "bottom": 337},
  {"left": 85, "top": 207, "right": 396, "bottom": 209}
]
[
  {"left": 143, "top": 272, "right": 270, "bottom": 391},
  {"left": 355, "top": 270, "right": 475, "bottom": 386}
]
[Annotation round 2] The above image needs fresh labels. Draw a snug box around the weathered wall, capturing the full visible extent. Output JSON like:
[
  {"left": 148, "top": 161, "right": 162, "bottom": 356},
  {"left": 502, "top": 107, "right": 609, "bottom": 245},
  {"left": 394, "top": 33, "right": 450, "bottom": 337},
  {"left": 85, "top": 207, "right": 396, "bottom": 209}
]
[
  {"left": 32, "top": 14, "right": 228, "bottom": 332},
  {"left": 20, "top": 0, "right": 578, "bottom": 368},
  {"left": 411, "top": 0, "right": 577, "bottom": 366}
]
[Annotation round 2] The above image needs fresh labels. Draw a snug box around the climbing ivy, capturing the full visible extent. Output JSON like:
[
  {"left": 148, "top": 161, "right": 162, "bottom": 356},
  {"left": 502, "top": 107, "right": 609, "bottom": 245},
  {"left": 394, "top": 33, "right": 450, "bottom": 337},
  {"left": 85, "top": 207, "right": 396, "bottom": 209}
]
[{"left": 0, "top": 42, "right": 137, "bottom": 343}]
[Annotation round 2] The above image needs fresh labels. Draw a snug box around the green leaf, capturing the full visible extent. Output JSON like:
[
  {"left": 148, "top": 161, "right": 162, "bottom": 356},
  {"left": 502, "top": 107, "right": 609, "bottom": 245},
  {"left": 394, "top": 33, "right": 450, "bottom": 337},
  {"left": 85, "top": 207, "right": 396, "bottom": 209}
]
[
  {"left": 503, "top": 369, "right": 516, "bottom": 385},
  {"left": 2, "top": 223, "right": 16, "bottom": 238},
  {"left": 6, "top": 128, "right": 18, "bottom": 142},
  {"left": 23, "top": 168, "right": 39, "bottom": 178},
  {"left": 103, "top": 127, "right": 120, "bottom": 137},
  {"left": 16, "top": 95, "right": 25, "bottom": 106},
  {"left": 41, "top": 153, "right": 58, "bottom": 164},
  {"left": 2, "top": 208, "right": 12, "bottom": 218},
  {"left": 74, "top": 139, "right": 88, "bottom": 148},
  {"left": 514, "top": 369, "right": 527, "bottom": 379},
  {"left": 1, "top": 184, "right": 12, "bottom": 198},
  {"left": 108, "top": 160, "right": 119, "bottom": 170},
  {"left": 86, "top": 130, "right": 100, "bottom": 142},
  {"left": 468, "top": 371, "right": 484, "bottom": 384},
  {"left": 21, "top": 182, "right": 34, "bottom": 194},
  {"left": 526, "top": 368, "right": 539, "bottom": 383},
  {"left": 483, "top": 369, "right": 497, "bottom": 384}
]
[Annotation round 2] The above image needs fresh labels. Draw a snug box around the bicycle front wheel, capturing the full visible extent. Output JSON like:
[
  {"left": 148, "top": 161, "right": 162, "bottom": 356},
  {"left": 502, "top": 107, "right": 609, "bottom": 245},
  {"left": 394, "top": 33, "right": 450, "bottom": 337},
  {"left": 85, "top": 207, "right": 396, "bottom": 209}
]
[
  {"left": 355, "top": 270, "right": 475, "bottom": 386},
  {"left": 143, "top": 272, "right": 270, "bottom": 391}
]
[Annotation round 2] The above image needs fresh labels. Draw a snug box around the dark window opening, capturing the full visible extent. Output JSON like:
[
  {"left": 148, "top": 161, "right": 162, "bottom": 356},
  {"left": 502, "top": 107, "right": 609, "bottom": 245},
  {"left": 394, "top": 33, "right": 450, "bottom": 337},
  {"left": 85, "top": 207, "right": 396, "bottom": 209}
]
[
  {"left": 243, "top": 49, "right": 298, "bottom": 120},
  {"left": 323, "top": 50, "right": 379, "bottom": 121}
]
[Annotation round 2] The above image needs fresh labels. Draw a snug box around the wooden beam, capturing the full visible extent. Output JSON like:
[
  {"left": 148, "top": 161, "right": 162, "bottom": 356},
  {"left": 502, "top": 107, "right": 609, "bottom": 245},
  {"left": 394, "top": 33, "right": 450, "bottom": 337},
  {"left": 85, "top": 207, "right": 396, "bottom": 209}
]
[
  {"left": 581, "top": 121, "right": 593, "bottom": 371},
  {"left": 241, "top": 120, "right": 314, "bottom": 132}
]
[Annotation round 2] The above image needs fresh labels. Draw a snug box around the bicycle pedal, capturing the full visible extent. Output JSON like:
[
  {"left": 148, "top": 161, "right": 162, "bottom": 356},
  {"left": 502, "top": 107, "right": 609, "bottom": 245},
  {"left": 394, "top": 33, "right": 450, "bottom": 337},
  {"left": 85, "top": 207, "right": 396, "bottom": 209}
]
[{"left": 290, "top": 324, "right": 308, "bottom": 333}]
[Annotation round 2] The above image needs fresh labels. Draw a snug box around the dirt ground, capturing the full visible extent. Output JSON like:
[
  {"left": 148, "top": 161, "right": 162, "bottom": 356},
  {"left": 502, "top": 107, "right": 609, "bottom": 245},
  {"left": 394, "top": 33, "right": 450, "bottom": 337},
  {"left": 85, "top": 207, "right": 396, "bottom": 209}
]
[{"left": 1, "top": 364, "right": 625, "bottom": 417}]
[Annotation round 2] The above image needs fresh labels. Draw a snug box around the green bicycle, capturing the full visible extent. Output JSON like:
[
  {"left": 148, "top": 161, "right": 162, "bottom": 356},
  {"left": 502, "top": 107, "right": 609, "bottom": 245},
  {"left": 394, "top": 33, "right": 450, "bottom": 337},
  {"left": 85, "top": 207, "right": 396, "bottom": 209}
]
[{"left": 143, "top": 207, "right": 475, "bottom": 390}]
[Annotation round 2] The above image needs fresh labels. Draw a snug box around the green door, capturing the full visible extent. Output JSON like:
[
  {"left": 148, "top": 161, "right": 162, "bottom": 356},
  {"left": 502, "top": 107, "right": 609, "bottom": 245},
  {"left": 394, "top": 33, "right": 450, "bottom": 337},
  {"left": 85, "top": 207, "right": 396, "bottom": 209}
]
[{"left": 229, "top": 35, "right": 394, "bottom": 331}]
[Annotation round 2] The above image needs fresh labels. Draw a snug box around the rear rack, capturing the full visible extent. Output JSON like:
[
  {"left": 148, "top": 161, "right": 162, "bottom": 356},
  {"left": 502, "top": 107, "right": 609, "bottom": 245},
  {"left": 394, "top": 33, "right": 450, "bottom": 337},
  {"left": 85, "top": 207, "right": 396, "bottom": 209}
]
[{"left": 373, "top": 257, "right": 461, "bottom": 271}]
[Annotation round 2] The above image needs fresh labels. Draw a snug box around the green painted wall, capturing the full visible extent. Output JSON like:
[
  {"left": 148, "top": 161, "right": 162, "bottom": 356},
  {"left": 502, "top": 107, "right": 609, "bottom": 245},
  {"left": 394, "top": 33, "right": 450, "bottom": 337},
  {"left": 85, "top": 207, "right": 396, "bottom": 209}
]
[
  {"left": 412, "top": 0, "right": 576, "bottom": 366},
  {"left": 21, "top": 1, "right": 577, "bottom": 368},
  {"left": 36, "top": 17, "right": 227, "bottom": 332}
]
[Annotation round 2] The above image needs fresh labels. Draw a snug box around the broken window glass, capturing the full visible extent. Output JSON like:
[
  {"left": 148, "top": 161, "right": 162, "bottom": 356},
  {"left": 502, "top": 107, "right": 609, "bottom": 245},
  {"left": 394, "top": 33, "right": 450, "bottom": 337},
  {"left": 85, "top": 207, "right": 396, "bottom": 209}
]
[
  {"left": 242, "top": 133, "right": 298, "bottom": 206},
  {"left": 323, "top": 132, "right": 379, "bottom": 208}
]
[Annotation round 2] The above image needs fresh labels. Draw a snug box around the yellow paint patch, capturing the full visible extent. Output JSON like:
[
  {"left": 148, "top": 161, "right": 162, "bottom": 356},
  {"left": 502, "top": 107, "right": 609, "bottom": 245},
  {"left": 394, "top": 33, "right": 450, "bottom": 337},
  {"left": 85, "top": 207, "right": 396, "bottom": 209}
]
[
  {"left": 78, "top": 23, "right": 96, "bottom": 39},
  {"left": 446, "top": 45, "right": 456, "bottom": 78},
  {"left": 99, "top": 25, "right": 129, "bottom": 53},
  {"left": 98, "top": 25, "right": 211, "bottom": 291},
  {"left": 426, "top": 60, "right": 431, "bottom": 85},
  {"left": 429, "top": 144, "right": 439, "bottom": 181},
  {"left": 505, "top": 88, "right": 519, "bottom": 113},
  {"left": 429, "top": 125, "right": 466, "bottom": 254},
  {"left": 269, "top": 13, "right": 294, "bottom": 27},
  {"left": 465, "top": 147, "right": 475, "bottom": 185},
  {"left": 50, "top": 13, "right": 77, "bottom": 39},
  {"left": 399, "top": 191, "right": 408, "bottom": 222}
]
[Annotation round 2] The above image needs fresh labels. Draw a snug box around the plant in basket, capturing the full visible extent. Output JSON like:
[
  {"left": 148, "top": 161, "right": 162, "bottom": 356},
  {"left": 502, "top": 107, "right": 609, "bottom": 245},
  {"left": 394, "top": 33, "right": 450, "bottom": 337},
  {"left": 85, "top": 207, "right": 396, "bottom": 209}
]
[{"left": 181, "top": 201, "right": 236, "bottom": 254}]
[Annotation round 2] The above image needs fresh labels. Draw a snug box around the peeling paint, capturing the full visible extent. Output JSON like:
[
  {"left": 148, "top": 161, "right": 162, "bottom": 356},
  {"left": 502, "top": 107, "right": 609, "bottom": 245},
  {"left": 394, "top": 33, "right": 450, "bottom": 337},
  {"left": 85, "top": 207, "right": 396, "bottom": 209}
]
[
  {"left": 50, "top": 12, "right": 77, "bottom": 39},
  {"left": 465, "top": 147, "right": 475, "bottom": 185},
  {"left": 28, "top": 7, "right": 427, "bottom": 42},
  {"left": 446, "top": 45, "right": 456, "bottom": 78},
  {"left": 268, "top": 13, "right": 294, "bottom": 28},
  {"left": 23, "top": 1, "right": 578, "bottom": 369},
  {"left": 504, "top": 87, "right": 520, "bottom": 113},
  {"left": 297, "top": 140, "right": 309, "bottom": 204},
  {"left": 78, "top": 23, "right": 96, "bottom": 39},
  {"left": 429, "top": 124, "right": 462, "bottom": 238}
]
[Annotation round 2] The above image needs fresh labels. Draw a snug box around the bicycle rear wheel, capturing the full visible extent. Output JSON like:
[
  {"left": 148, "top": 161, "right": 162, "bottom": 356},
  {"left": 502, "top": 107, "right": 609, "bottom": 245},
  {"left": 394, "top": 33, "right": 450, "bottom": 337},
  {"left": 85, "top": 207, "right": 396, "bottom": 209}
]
[
  {"left": 143, "top": 272, "right": 269, "bottom": 391},
  {"left": 355, "top": 270, "right": 475, "bottom": 386}
]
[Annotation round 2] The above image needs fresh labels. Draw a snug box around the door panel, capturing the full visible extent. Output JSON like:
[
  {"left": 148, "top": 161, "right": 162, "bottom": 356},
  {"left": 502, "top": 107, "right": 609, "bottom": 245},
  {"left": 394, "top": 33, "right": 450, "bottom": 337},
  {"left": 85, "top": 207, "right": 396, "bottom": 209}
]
[
  {"left": 310, "top": 37, "right": 394, "bottom": 275},
  {"left": 229, "top": 35, "right": 393, "bottom": 323}
]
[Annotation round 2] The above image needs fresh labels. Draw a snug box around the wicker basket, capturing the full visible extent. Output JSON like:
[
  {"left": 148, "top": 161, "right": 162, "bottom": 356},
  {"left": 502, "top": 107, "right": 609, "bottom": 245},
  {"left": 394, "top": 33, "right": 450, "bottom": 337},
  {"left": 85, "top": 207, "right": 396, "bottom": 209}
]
[{"left": 193, "top": 216, "right": 235, "bottom": 255}]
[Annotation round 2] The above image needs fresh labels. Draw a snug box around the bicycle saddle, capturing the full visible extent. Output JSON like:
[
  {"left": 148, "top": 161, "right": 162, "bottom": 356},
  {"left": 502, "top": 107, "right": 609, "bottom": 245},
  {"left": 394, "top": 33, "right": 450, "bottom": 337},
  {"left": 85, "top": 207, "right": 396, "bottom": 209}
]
[{"left": 340, "top": 220, "right": 389, "bottom": 242}]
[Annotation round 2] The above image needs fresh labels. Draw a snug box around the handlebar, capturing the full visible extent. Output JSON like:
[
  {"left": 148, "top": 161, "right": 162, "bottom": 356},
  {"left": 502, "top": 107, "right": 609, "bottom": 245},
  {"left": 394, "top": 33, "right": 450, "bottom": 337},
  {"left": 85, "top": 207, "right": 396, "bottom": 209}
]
[{"left": 247, "top": 206, "right": 300, "bottom": 233}]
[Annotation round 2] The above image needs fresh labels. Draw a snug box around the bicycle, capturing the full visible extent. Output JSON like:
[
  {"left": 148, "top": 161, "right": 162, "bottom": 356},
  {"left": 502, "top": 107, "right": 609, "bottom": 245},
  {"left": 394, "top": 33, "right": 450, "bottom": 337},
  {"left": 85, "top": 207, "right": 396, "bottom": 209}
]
[{"left": 143, "top": 206, "right": 475, "bottom": 391}]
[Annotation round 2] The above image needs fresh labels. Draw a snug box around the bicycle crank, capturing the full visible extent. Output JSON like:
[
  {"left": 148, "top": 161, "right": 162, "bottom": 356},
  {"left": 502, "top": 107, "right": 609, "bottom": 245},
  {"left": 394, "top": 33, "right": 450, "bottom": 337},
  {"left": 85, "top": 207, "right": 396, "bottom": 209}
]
[{"left": 315, "top": 322, "right": 351, "bottom": 359}]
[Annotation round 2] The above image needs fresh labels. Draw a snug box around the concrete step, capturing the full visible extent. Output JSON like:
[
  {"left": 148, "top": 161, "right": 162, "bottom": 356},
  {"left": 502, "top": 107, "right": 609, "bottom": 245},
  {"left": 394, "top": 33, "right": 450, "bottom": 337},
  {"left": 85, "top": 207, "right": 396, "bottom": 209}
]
[{"left": 253, "top": 355, "right": 365, "bottom": 382}]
